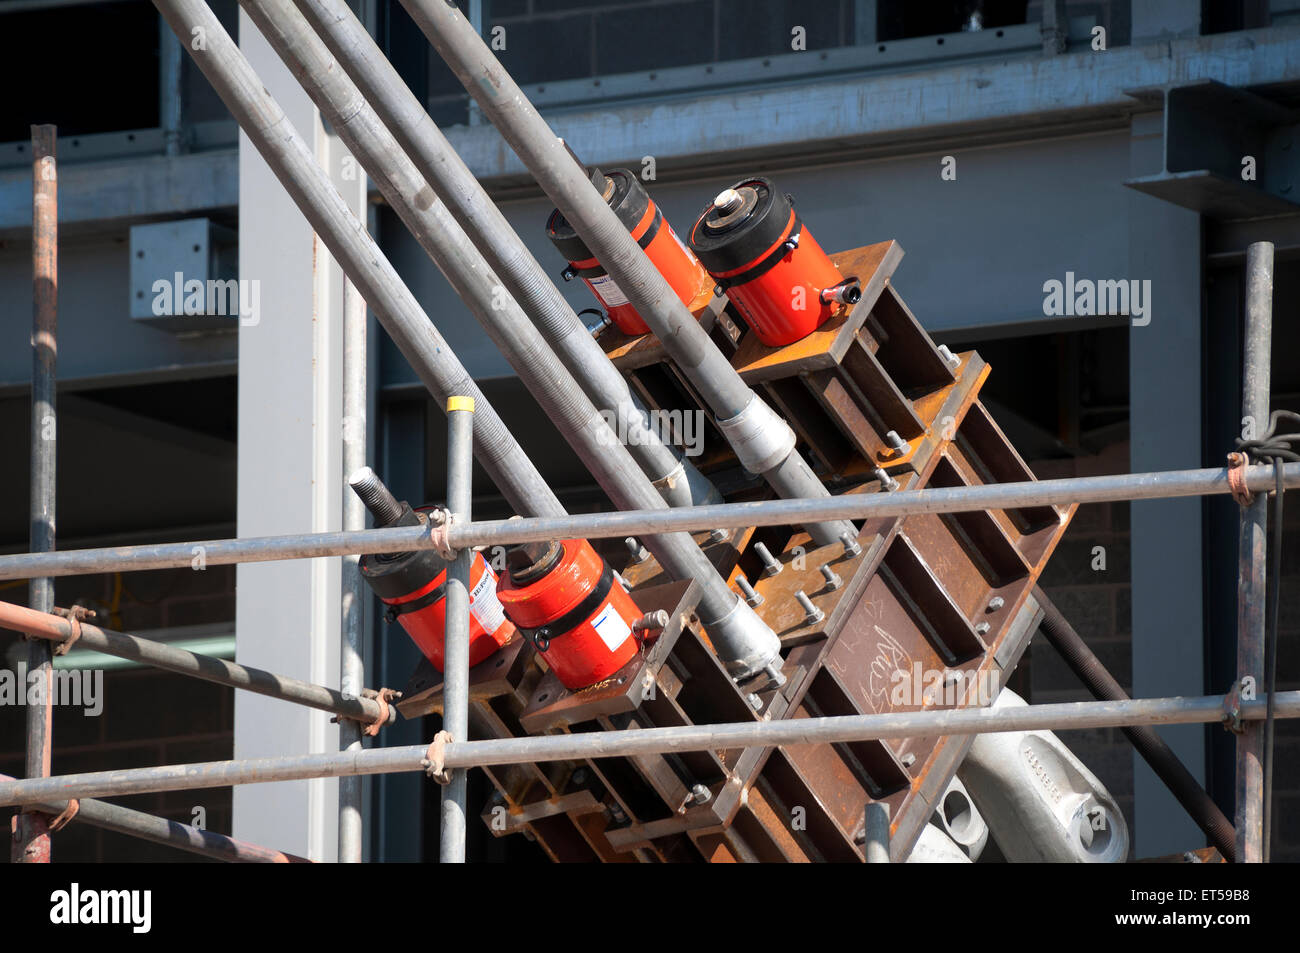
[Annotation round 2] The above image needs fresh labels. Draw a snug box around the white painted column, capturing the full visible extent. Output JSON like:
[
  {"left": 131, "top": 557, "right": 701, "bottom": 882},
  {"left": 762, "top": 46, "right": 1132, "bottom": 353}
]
[{"left": 232, "top": 10, "right": 367, "bottom": 860}]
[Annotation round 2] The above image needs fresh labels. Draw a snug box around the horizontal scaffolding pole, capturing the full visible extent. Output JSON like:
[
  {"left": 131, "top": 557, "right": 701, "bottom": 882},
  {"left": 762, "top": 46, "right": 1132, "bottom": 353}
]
[
  {"left": 0, "top": 601, "right": 394, "bottom": 729},
  {"left": 0, "top": 462, "right": 1294, "bottom": 581},
  {"left": 1, "top": 773, "right": 308, "bottom": 863},
  {"left": 0, "top": 690, "right": 1295, "bottom": 807}
]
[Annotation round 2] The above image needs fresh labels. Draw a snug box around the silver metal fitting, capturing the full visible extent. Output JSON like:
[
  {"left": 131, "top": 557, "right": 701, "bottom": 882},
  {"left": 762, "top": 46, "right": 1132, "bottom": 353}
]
[
  {"left": 937, "top": 344, "right": 961, "bottom": 370},
  {"left": 975, "top": 621, "right": 991, "bottom": 635},
  {"left": 795, "top": 590, "right": 824, "bottom": 626},
  {"left": 840, "top": 531, "right": 862, "bottom": 558},
  {"left": 819, "top": 564, "right": 842, "bottom": 591},
  {"left": 702, "top": 595, "right": 782, "bottom": 680},
  {"left": 987, "top": 596, "right": 1005, "bottom": 612},
  {"left": 713, "top": 394, "right": 797, "bottom": 475},
  {"left": 754, "top": 541, "right": 782, "bottom": 577},
  {"left": 624, "top": 536, "right": 649, "bottom": 563},
  {"left": 736, "top": 574, "right": 763, "bottom": 607},
  {"left": 710, "top": 527, "right": 731, "bottom": 543},
  {"left": 873, "top": 467, "right": 899, "bottom": 492},
  {"left": 885, "top": 430, "right": 910, "bottom": 453}
]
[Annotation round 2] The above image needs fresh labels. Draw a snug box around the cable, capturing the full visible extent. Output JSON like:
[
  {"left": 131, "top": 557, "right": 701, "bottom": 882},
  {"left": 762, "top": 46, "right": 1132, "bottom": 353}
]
[{"left": 1235, "top": 409, "right": 1299, "bottom": 862}]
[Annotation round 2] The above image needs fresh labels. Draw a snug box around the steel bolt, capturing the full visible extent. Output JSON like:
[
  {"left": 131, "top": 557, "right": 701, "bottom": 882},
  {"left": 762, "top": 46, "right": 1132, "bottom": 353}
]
[
  {"left": 736, "top": 573, "right": 764, "bottom": 607},
  {"left": 975, "top": 621, "right": 991, "bottom": 635},
  {"left": 839, "top": 531, "right": 862, "bottom": 558},
  {"left": 901, "top": 752, "right": 916, "bottom": 768},
  {"left": 632, "top": 609, "right": 671, "bottom": 634},
  {"left": 348, "top": 466, "right": 405, "bottom": 526},
  {"left": 710, "top": 527, "right": 731, "bottom": 543},
  {"left": 819, "top": 564, "right": 842, "bottom": 591},
  {"left": 873, "top": 467, "right": 899, "bottom": 492},
  {"left": 795, "top": 590, "right": 824, "bottom": 626},
  {"left": 690, "top": 783, "right": 712, "bottom": 806},
  {"left": 624, "top": 536, "right": 649, "bottom": 563},
  {"left": 747, "top": 693, "right": 763, "bottom": 711},
  {"left": 885, "top": 430, "right": 910, "bottom": 453},
  {"left": 987, "top": 596, "right": 1005, "bottom": 612},
  {"left": 764, "top": 662, "right": 787, "bottom": 688},
  {"left": 754, "top": 541, "right": 783, "bottom": 577},
  {"left": 937, "top": 344, "right": 961, "bottom": 369}
]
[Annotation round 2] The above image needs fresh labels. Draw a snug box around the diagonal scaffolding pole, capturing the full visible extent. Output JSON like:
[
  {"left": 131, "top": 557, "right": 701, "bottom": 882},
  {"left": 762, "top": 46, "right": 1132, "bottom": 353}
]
[
  {"left": 241, "top": 0, "right": 778, "bottom": 679},
  {"left": 13, "top": 123, "right": 58, "bottom": 865},
  {"left": 0, "top": 600, "right": 394, "bottom": 728},
  {"left": 0, "top": 462, "right": 1296, "bottom": 581},
  {"left": 150, "top": 0, "right": 560, "bottom": 522},
  {"left": 1, "top": 773, "right": 309, "bottom": 863},
  {"left": 1, "top": 691, "right": 1297, "bottom": 808},
  {"left": 294, "top": 0, "right": 719, "bottom": 510},
  {"left": 400, "top": 0, "right": 856, "bottom": 549},
  {"left": 1235, "top": 240, "right": 1273, "bottom": 863}
]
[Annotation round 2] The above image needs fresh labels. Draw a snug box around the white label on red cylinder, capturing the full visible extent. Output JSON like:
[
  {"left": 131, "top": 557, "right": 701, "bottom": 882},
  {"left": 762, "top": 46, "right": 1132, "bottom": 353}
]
[
  {"left": 469, "top": 567, "right": 509, "bottom": 635},
  {"left": 588, "top": 273, "right": 629, "bottom": 308},
  {"left": 590, "top": 602, "right": 632, "bottom": 652}
]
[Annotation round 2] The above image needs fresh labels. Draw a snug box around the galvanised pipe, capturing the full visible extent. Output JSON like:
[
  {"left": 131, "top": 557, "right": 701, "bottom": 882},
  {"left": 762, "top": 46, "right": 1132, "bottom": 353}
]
[
  {"left": 0, "top": 600, "right": 395, "bottom": 728},
  {"left": 295, "top": 0, "right": 719, "bottom": 510},
  {"left": 338, "top": 277, "right": 366, "bottom": 863},
  {"left": 1, "top": 692, "right": 1297, "bottom": 808},
  {"left": 243, "top": 0, "right": 777, "bottom": 679},
  {"left": 151, "top": 0, "right": 562, "bottom": 521},
  {"left": 16, "top": 123, "right": 58, "bottom": 865},
  {"left": 1, "top": 774, "right": 310, "bottom": 863},
  {"left": 399, "top": 0, "right": 855, "bottom": 548},
  {"left": 1, "top": 463, "right": 1297, "bottom": 581},
  {"left": 440, "top": 397, "right": 473, "bottom": 863},
  {"left": 1236, "top": 240, "right": 1273, "bottom": 863}
]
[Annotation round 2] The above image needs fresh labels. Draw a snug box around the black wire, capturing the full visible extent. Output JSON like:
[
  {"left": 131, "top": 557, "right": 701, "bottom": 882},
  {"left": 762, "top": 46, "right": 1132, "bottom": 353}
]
[{"left": 1234, "top": 409, "right": 1299, "bottom": 862}]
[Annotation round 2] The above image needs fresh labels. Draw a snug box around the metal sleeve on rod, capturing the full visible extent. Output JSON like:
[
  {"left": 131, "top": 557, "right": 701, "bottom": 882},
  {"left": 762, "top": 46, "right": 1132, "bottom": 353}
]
[
  {"left": 150, "top": 0, "right": 562, "bottom": 520},
  {"left": 0, "top": 462, "right": 1296, "bottom": 581},
  {"left": 1, "top": 692, "right": 1297, "bottom": 808},
  {"left": 397, "top": 0, "right": 854, "bottom": 547},
  {"left": 295, "top": 0, "right": 720, "bottom": 509}
]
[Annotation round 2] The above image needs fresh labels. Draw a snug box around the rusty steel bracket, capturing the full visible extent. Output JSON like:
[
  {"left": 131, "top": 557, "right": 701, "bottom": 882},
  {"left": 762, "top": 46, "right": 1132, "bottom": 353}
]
[
  {"left": 1221, "top": 680, "right": 1246, "bottom": 734},
  {"left": 423, "top": 729, "right": 454, "bottom": 785},
  {"left": 426, "top": 507, "right": 458, "bottom": 560},
  {"left": 50, "top": 605, "right": 96, "bottom": 655},
  {"left": 1226, "top": 452, "right": 1255, "bottom": 506}
]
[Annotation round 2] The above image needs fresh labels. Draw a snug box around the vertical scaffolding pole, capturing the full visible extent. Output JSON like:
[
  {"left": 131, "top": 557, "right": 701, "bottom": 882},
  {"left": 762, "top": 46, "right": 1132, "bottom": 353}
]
[
  {"left": 159, "top": 15, "right": 185, "bottom": 156},
  {"left": 440, "top": 397, "right": 474, "bottom": 864},
  {"left": 1235, "top": 240, "right": 1273, "bottom": 863},
  {"left": 14, "top": 124, "right": 58, "bottom": 864},
  {"left": 338, "top": 279, "right": 366, "bottom": 863}
]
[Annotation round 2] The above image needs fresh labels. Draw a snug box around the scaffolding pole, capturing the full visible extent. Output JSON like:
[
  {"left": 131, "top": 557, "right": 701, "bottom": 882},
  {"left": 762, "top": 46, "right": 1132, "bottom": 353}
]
[
  {"left": 1, "top": 462, "right": 1296, "bottom": 581},
  {"left": 1, "top": 773, "right": 309, "bottom": 863},
  {"left": 0, "top": 600, "right": 394, "bottom": 728},
  {"left": 1235, "top": 240, "right": 1274, "bottom": 863},
  {"left": 0, "top": 691, "right": 1295, "bottom": 808},
  {"left": 338, "top": 277, "right": 366, "bottom": 863},
  {"left": 13, "top": 124, "right": 58, "bottom": 865}
]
